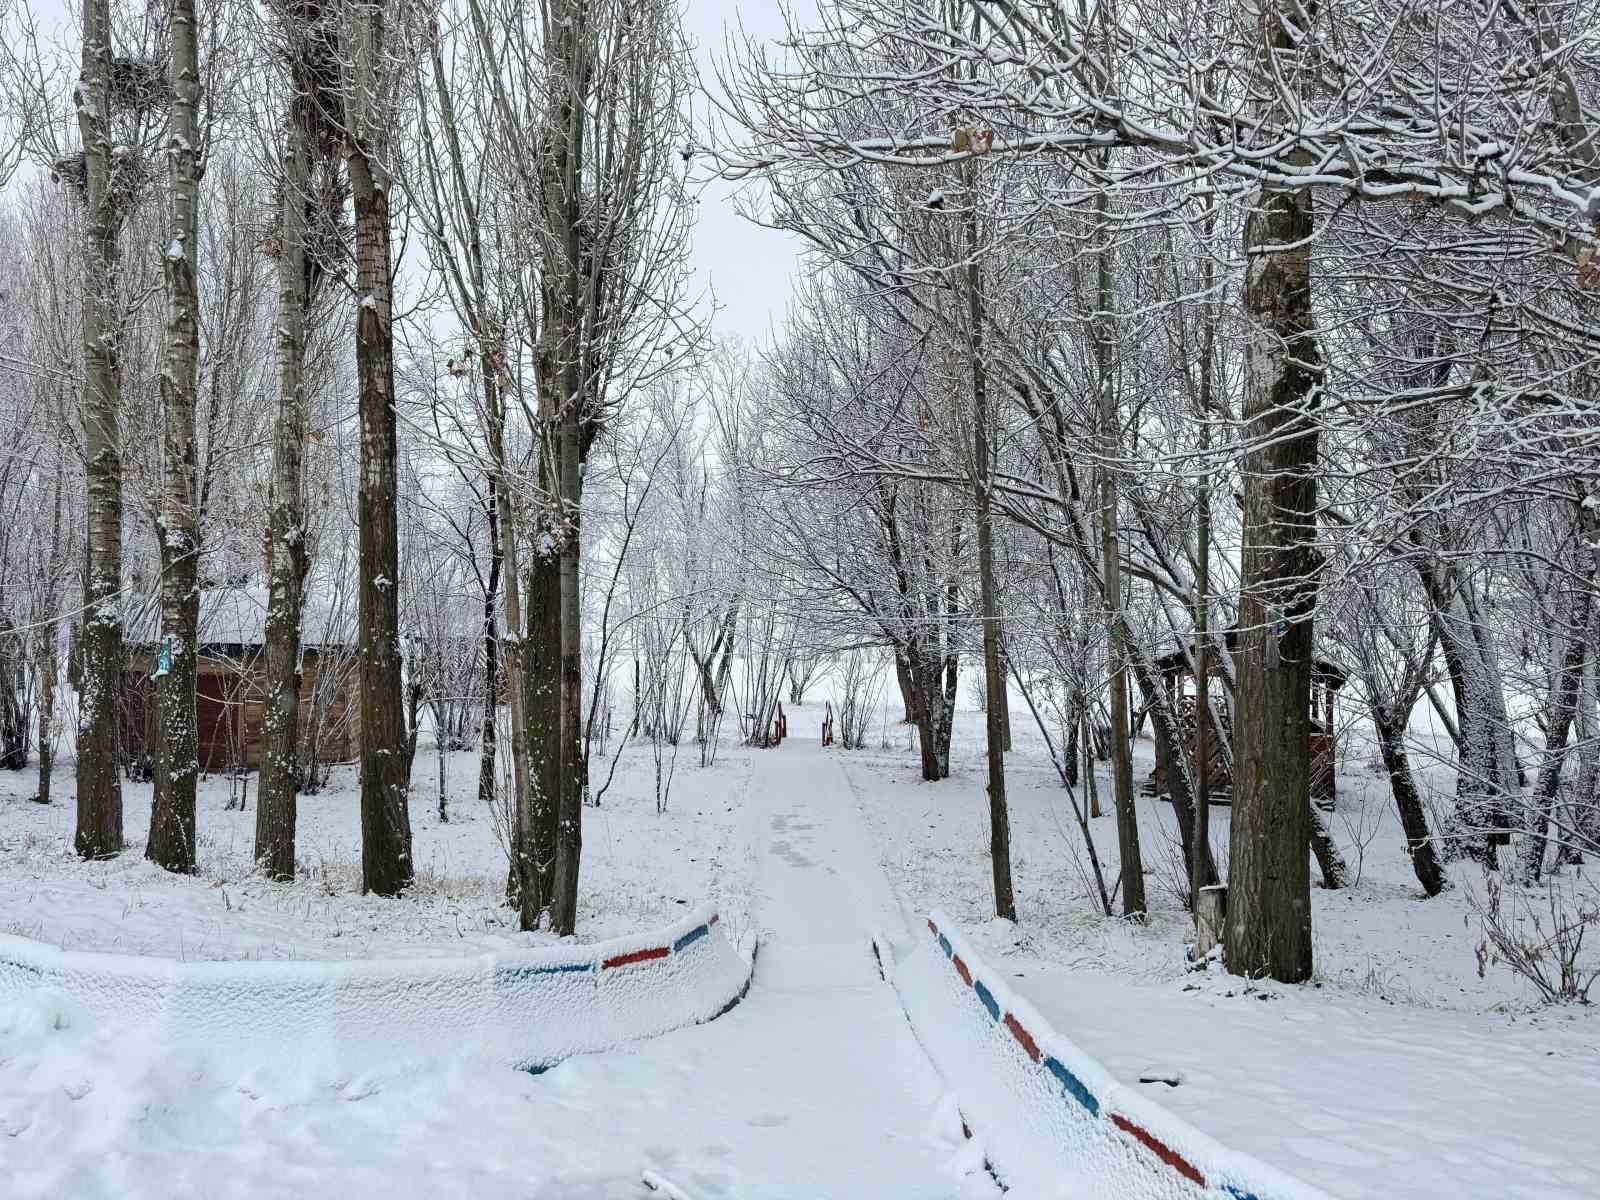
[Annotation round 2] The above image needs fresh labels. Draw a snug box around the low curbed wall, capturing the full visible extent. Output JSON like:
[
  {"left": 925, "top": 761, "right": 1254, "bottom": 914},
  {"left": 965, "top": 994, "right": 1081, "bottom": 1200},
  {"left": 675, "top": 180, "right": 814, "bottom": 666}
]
[
  {"left": 897, "top": 911, "right": 1333, "bottom": 1200},
  {"left": 0, "top": 904, "right": 751, "bottom": 1071}
]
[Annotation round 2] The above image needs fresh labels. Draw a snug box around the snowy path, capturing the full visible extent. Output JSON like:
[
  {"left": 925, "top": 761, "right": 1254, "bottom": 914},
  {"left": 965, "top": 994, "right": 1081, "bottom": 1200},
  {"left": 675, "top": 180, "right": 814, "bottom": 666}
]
[
  {"left": 1, "top": 739, "right": 997, "bottom": 1200},
  {"left": 507, "top": 736, "right": 997, "bottom": 1197}
]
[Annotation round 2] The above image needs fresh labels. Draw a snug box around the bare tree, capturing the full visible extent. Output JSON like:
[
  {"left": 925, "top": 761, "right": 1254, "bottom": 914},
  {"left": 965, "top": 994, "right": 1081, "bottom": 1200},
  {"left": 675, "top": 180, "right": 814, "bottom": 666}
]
[
  {"left": 463, "top": 0, "right": 696, "bottom": 932},
  {"left": 256, "top": 0, "right": 346, "bottom": 882}
]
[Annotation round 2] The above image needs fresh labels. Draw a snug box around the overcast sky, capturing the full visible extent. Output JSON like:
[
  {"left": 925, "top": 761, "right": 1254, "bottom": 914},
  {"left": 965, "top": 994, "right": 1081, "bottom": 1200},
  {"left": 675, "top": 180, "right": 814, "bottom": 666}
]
[
  {"left": 16, "top": 0, "right": 814, "bottom": 350},
  {"left": 682, "top": 1, "right": 813, "bottom": 351}
]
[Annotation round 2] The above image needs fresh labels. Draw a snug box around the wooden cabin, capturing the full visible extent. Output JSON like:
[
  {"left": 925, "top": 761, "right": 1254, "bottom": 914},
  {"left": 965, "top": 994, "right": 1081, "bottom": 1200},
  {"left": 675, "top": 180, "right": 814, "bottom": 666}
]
[
  {"left": 112, "top": 582, "right": 361, "bottom": 775},
  {"left": 1146, "top": 631, "right": 1347, "bottom": 808}
]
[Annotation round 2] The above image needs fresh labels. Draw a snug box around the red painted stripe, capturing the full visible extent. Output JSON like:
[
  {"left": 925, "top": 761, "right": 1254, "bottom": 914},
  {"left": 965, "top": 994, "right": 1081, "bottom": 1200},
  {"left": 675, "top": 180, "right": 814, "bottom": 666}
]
[
  {"left": 953, "top": 954, "right": 973, "bottom": 986},
  {"left": 1003, "top": 1012, "right": 1041, "bottom": 1063},
  {"left": 707, "top": 913, "right": 719, "bottom": 927},
  {"left": 927, "top": 918, "right": 939, "bottom": 938},
  {"left": 1110, "top": 1114, "right": 1205, "bottom": 1187},
  {"left": 601, "top": 946, "right": 669, "bottom": 970}
]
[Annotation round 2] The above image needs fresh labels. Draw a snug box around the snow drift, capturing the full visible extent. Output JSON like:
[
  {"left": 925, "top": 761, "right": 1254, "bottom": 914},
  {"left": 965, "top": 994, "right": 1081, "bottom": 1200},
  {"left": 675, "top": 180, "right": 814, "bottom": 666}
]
[
  {"left": 0, "top": 904, "right": 750, "bottom": 1071},
  {"left": 896, "top": 911, "right": 1334, "bottom": 1200}
]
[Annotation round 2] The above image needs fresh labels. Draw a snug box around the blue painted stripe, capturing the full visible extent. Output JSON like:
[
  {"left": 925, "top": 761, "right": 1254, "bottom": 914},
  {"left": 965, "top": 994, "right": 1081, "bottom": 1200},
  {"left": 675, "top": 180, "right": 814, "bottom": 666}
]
[
  {"left": 673, "top": 924, "right": 708, "bottom": 953},
  {"left": 1223, "top": 1188, "right": 1261, "bottom": 1200},
  {"left": 1044, "top": 1055, "right": 1100, "bottom": 1117},
  {"left": 938, "top": 934, "right": 953, "bottom": 958},
  {"left": 972, "top": 979, "right": 1000, "bottom": 1021},
  {"left": 500, "top": 960, "right": 591, "bottom": 983}
]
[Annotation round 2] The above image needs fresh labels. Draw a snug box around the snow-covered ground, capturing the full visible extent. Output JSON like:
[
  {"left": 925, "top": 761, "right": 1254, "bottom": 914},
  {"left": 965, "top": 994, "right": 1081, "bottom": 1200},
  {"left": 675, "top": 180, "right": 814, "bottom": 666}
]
[
  {"left": 0, "top": 748, "right": 758, "bottom": 960},
  {"left": 843, "top": 709, "right": 1600, "bottom": 1198},
  {"left": 0, "top": 737, "right": 996, "bottom": 1199},
  {"left": 2, "top": 697, "right": 1596, "bottom": 1198}
]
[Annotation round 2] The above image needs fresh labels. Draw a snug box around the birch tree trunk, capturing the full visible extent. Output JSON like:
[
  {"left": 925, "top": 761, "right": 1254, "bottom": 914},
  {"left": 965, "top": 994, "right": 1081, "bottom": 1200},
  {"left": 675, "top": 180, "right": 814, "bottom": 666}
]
[
  {"left": 1226, "top": 0, "right": 1322, "bottom": 983},
  {"left": 148, "top": 0, "right": 202, "bottom": 875},
  {"left": 74, "top": 0, "right": 124, "bottom": 860},
  {"left": 348, "top": 0, "right": 412, "bottom": 896}
]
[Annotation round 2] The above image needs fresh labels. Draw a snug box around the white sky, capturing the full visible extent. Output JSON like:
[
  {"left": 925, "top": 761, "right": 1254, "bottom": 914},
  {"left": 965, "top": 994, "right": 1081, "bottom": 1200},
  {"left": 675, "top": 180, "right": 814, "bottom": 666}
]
[
  {"left": 14, "top": 0, "right": 813, "bottom": 350},
  {"left": 683, "top": 1, "right": 813, "bottom": 350}
]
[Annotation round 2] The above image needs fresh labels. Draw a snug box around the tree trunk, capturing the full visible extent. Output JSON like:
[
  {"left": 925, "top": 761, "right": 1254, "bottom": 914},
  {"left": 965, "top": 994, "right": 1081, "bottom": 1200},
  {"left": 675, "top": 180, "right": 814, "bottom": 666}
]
[
  {"left": 1091, "top": 177, "right": 1143, "bottom": 921},
  {"left": 497, "top": 460, "right": 535, "bottom": 919},
  {"left": 1191, "top": 230, "right": 1219, "bottom": 915},
  {"left": 437, "top": 730, "right": 447, "bottom": 823},
  {"left": 1130, "top": 655, "right": 1213, "bottom": 887},
  {"left": 938, "top": 644, "right": 959, "bottom": 777},
  {"left": 32, "top": 478, "right": 64, "bottom": 806},
  {"left": 1519, "top": 503, "right": 1597, "bottom": 883},
  {"left": 1308, "top": 802, "right": 1347, "bottom": 889},
  {"left": 1418, "top": 568, "right": 1520, "bottom": 860},
  {"left": 964, "top": 160, "right": 1015, "bottom": 923},
  {"left": 148, "top": 0, "right": 203, "bottom": 875},
  {"left": 904, "top": 642, "right": 944, "bottom": 780},
  {"left": 1373, "top": 704, "right": 1447, "bottom": 896},
  {"left": 1064, "top": 693, "right": 1081, "bottom": 790},
  {"left": 895, "top": 652, "right": 917, "bottom": 724},
  {"left": 1226, "top": 12, "right": 1322, "bottom": 981},
  {"left": 253, "top": 72, "right": 312, "bottom": 881},
  {"left": 0, "top": 626, "right": 25, "bottom": 772},
  {"left": 73, "top": 0, "right": 124, "bottom": 860},
  {"left": 34, "top": 622, "right": 57, "bottom": 805},
  {"left": 994, "top": 630, "right": 1012, "bottom": 752},
  {"left": 524, "top": 540, "right": 562, "bottom": 925},
  {"left": 552, "top": 408, "right": 584, "bottom": 934},
  {"left": 1565, "top": 635, "right": 1599, "bottom": 863},
  {"left": 348, "top": 0, "right": 413, "bottom": 896},
  {"left": 478, "top": 475, "right": 500, "bottom": 811}
]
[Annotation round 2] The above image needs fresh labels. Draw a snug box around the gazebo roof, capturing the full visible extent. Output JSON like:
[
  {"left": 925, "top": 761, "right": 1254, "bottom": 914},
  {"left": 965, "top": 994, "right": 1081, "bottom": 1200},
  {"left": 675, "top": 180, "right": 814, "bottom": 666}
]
[{"left": 1154, "top": 629, "right": 1349, "bottom": 689}]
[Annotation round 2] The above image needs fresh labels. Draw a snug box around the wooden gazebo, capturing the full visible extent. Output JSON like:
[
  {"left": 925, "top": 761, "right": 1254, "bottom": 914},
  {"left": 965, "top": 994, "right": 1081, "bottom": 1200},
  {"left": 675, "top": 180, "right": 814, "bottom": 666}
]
[{"left": 1145, "top": 631, "right": 1347, "bottom": 808}]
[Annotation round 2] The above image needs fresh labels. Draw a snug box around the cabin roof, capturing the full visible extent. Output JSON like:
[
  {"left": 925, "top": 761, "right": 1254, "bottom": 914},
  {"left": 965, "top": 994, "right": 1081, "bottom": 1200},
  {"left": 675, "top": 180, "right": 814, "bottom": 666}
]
[
  {"left": 124, "top": 571, "right": 357, "bottom": 649},
  {"left": 123, "top": 568, "right": 485, "bottom": 652}
]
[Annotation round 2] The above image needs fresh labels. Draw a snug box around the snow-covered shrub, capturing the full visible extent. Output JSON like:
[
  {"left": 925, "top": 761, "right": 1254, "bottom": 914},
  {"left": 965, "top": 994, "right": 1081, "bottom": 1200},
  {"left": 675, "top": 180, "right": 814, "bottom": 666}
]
[{"left": 1472, "top": 870, "right": 1600, "bottom": 1004}]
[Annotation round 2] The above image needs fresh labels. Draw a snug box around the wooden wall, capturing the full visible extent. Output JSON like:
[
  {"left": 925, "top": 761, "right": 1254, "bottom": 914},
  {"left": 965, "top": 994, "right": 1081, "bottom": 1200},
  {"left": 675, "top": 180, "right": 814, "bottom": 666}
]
[{"left": 119, "top": 647, "right": 359, "bottom": 773}]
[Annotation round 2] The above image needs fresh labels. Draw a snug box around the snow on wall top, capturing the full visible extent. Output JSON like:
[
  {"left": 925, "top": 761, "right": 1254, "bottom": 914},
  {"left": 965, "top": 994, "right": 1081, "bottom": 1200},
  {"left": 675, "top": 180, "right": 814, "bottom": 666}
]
[
  {"left": 0, "top": 904, "right": 750, "bottom": 1072},
  {"left": 900, "top": 911, "right": 1333, "bottom": 1200}
]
